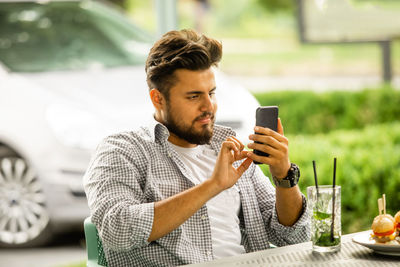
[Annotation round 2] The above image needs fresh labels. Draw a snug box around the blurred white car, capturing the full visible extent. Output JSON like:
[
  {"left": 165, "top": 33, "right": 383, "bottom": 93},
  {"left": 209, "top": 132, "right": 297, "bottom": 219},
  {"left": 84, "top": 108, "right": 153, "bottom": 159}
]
[{"left": 0, "top": 0, "right": 259, "bottom": 247}]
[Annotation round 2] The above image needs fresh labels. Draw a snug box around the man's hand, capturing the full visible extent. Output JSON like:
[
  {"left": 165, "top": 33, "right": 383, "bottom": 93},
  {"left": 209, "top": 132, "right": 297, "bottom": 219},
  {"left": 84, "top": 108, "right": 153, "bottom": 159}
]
[
  {"left": 149, "top": 136, "right": 252, "bottom": 242},
  {"left": 247, "top": 118, "right": 303, "bottom": 226},
  {"left": 210, "top": 136, "right": 253, "bottom": 191},
  {"left": 247, "top": 118, "right": 291, "bottom": 179}
]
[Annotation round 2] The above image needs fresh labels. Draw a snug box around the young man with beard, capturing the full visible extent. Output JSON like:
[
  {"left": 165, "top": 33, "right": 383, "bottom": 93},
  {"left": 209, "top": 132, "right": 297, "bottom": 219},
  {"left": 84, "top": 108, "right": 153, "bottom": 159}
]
[{"left": 84, "top": 29, "right": 310, "bottom": 266}]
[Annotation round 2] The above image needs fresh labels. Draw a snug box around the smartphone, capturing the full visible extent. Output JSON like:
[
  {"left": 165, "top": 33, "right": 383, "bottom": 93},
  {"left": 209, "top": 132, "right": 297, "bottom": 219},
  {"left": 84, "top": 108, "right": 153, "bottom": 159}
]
[{"left": 253, "top": 106, "right": 279, "bottom": 164}]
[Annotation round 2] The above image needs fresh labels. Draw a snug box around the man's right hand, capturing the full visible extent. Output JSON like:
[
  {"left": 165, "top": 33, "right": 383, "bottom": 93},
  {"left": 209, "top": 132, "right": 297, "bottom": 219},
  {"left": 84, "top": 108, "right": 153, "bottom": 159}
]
[
  {"left": 210, "top": 136, "right": 253, "bottom": 191},
  {"left": 149, "top": 136, "right": 252, "bottom": 242}
]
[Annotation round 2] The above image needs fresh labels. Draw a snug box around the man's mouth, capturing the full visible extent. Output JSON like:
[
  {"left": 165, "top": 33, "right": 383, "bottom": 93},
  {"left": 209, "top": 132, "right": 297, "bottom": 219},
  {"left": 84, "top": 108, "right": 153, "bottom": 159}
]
[
  {"left": 195, "top": 113, "right": 214, "bottom": 125},
  {"left": 197, "top": 117, "right": 211, "bottom": 124}
]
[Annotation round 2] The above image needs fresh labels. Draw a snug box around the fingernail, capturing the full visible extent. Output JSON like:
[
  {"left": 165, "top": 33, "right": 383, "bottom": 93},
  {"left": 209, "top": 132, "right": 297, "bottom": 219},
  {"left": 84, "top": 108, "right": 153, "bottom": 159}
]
[{"left": 254, "top": 126, "right": 259, "bottom": 131}]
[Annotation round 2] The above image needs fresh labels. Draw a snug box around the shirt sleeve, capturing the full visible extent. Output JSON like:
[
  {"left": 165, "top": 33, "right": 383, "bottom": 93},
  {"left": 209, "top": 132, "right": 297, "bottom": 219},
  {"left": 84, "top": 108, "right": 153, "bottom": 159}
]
[
  {"left": 252, "top": 166, "right": 311, "bottom": 247},
  {"left": 83, "top": 134, "right": 154, "bottom": 252}
]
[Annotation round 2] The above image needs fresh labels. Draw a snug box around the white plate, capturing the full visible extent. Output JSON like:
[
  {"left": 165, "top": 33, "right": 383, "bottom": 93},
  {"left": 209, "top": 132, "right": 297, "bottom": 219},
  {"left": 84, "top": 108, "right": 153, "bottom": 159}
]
[{"left": 352, "top": 230, "right": 400, "bottom": 256}]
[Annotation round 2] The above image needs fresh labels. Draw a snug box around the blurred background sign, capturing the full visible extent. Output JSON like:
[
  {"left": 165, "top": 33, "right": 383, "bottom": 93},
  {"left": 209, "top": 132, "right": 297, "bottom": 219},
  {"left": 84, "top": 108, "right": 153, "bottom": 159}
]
[
  {"left": 297, "top": 0, "right": 400, "bottom": 82},
  {"left": 297, "top": 0, "right": 400, "bottom": 43}
]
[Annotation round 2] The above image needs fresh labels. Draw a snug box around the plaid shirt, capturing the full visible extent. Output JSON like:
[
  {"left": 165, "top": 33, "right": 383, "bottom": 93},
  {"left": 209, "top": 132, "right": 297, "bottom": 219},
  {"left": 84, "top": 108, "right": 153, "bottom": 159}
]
[{"left": 84, "top": 120, "right": 310, "bottom": 267}]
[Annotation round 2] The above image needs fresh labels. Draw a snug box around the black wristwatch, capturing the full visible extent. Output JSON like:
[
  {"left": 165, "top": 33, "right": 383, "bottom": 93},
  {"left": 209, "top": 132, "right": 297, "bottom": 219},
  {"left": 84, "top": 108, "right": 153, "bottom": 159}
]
[{"left": 272, "top": 163, "right": 300, "bottom": 188}]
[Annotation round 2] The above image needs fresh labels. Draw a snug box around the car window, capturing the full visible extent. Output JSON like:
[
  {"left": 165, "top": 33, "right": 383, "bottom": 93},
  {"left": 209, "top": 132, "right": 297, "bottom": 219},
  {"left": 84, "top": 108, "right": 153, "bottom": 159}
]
[{"left": 0, "top": 1, "right": 152, "bottom": 72}]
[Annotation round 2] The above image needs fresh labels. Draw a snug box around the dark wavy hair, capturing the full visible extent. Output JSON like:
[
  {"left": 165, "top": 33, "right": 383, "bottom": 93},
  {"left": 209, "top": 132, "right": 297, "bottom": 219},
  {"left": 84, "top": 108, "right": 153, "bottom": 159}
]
[{"left": 145, "top": 29, "right": 222, "bottom": 99}]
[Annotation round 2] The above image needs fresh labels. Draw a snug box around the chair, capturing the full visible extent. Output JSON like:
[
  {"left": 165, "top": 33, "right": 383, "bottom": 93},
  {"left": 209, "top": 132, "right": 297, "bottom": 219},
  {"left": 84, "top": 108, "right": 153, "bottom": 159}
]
[{"left": 84, "top": 217, "right": 108, "bottom": 267}]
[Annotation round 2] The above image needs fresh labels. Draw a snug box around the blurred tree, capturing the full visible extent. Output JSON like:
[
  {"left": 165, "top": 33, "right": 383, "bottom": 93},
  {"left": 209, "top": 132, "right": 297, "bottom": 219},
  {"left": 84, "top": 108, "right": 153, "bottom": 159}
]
[{"left": 256, "top": 0, "right": 294, "bottom": 12}]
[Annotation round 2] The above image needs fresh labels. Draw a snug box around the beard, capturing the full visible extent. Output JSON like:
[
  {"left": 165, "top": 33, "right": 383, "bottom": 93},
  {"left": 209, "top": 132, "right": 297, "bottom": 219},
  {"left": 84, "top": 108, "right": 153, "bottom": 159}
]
[{"left": 163, "top": 105, "right": 215, "bottom": 145}]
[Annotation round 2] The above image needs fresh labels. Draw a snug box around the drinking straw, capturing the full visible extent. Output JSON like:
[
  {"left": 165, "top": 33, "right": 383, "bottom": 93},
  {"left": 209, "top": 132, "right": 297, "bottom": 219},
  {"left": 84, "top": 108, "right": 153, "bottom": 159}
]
[
  {"left": 331, "top": 157, "right": 337, "bottom": 242},
  {"left": 312, "top": 160, "right": 319, "bottom": 195}
]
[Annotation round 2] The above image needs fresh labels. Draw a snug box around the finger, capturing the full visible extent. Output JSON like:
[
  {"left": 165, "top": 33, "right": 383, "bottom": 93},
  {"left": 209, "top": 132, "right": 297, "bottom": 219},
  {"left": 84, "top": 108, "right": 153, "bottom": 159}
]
[
  {"left": 235, "top": 150, "right": 250, "bottom": 161},
  {"left": 250, "top": 134, "right": 288, "bottom": 151},
  {"left": 247, "top": 142, "right": 281, "bottom": 157},
  {"left": 229, "top": 136, "right": 245, "bottom": 151},
  {"left": 220, "top": 141, "right": 239, "bottom": 164},
  {"left": 227, "top": 137, "right": 243, "bottom": 159},
  {"left": 246, "top": 151, "right": 272, "bottom": 165},
  {"left": 277, "top": 118, "right": 284, "bottom": 136},
  {"left": 221, "top": 141, "right": 239, "bottom": 155},
  {"left": 227, "top": 136, "right": 244, "bottom": 152},
  {"left": 236, "top": 157, "right": 253, "bottom": 176},
  {"left": 254, "top": 126, "right": 288, "bottom": 144},
  {"left": 227, "top": 136, "right": 242, "bottom": 155}
]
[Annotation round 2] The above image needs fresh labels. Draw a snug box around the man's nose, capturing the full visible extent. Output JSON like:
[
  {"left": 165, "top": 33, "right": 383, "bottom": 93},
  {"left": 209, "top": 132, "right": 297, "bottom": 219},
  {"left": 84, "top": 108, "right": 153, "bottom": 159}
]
[{"left": 200, "top": 94, "right": 214, "bottom": 111}]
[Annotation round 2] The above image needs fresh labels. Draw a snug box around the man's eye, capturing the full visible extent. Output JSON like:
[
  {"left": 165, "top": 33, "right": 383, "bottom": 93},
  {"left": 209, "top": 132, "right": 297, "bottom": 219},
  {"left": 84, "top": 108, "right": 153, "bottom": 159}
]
[
  {"left": 188, "top": 95, "right": 199, "bottom": 100},
  {"left": 209, "top": 92, "right": 216, "bottom": 97}
]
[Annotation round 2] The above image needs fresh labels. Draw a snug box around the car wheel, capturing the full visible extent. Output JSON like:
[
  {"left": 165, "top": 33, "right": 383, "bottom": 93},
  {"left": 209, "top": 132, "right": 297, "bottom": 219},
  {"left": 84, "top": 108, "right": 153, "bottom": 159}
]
[{"left": 0, "top": 153, "right": 52, "bottom": 248}]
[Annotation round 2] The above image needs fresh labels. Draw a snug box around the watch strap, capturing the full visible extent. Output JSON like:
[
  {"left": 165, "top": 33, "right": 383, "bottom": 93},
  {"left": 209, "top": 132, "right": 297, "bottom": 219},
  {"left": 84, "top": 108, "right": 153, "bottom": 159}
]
[{"left": 272, "top": 163, "right": 300, "bottom": 188}]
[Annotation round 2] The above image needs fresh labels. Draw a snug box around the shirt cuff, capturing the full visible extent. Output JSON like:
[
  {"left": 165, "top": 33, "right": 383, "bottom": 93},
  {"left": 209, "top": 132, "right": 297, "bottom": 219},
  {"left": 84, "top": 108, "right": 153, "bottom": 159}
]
[
  {"left": 129, "top": 202, "right": 154, "bottom": 248},
  {"left": 270, "top": 194, "right": 310, "bottom": 241}
]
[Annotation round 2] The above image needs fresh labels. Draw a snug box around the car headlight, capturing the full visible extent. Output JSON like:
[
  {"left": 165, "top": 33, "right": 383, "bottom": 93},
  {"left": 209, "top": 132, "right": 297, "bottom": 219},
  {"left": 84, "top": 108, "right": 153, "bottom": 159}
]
[{"left": 46, "top": 104, "right": 112, "bottom": 151}]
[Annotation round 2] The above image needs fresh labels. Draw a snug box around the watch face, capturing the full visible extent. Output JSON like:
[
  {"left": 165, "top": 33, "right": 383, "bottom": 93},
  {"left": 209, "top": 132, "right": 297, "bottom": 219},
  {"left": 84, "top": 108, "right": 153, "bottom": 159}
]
[
  {"left": 284, "top": 164, "right": 300, "bottom": 186},
  {"left": 290, "top": 163, "right": 300, "bottom": 178}
]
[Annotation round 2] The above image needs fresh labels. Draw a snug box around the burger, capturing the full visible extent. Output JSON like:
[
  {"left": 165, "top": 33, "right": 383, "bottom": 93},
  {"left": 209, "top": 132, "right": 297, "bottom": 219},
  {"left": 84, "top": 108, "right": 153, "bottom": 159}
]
[
  {"left": 371, "top": 214, "right": 396, "bottom": 243},
  {"left": 395, "top": 211, "right": 400, "bottom": 234}
]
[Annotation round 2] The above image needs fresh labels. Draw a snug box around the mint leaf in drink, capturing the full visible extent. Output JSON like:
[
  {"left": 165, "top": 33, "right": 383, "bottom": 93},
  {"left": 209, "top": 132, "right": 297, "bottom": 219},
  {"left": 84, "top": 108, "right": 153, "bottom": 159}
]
[{"left": 313, "top": 211, "right": 331, "bottom": 220}]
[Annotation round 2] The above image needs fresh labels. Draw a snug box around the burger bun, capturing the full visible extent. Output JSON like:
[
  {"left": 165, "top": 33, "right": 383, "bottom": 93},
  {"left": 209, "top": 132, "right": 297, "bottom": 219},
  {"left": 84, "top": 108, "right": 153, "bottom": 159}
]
[
  {"left": 371, "top": 214, "right": 396, "bottom": 243},
  {"left": 395, "top": 211, "right": 400, "bottom": 223}
]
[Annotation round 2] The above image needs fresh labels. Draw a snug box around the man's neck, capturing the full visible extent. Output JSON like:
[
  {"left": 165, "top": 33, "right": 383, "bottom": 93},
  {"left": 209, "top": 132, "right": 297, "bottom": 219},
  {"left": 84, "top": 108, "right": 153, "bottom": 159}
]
[
  {"left": 168, "top": 133, "right": 198, "bottom": 148},
  {"left": 154, "top": 114, "right": 197, "bottom": 148}
]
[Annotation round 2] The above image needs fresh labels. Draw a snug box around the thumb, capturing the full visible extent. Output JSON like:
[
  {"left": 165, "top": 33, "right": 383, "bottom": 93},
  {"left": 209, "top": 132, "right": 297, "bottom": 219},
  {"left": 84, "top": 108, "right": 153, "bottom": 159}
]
[
  {"left": 236, "top": 157, "right": 253, "bottom": 177},
  {"left": 277, "top": 117, "right": 284, "bottom": 135}
]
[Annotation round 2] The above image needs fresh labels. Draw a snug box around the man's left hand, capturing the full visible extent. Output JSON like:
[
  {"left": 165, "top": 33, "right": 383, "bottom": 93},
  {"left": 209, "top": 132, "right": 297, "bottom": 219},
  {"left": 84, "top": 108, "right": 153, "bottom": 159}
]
[{"left": 247, "top": 118, "right": 291, "bottom": 179}]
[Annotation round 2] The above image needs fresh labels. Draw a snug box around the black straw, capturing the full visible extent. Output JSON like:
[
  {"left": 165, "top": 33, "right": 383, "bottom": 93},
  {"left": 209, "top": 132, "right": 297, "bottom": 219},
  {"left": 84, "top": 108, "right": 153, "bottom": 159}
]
[
  {"left": 312, "top": 160, "right": 319, "bottom": 195},
  {"left": 331, "top": 158, "right": 337, "bottom": 242},
  {"left": 333, "top": 158, "right": 337, "bottom": 189}
]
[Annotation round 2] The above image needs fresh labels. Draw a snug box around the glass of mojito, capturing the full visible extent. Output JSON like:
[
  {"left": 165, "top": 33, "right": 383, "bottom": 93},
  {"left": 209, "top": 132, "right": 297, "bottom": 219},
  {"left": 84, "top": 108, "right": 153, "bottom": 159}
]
[{"left": 307, "top": 185, "right": 341, "bottom": 253}]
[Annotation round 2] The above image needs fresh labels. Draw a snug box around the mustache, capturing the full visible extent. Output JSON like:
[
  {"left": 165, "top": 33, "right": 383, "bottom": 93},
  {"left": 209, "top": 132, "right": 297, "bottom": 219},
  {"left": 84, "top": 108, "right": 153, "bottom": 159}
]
[{"left": 195, "top": 112, "right": 214, "bottom": 121}]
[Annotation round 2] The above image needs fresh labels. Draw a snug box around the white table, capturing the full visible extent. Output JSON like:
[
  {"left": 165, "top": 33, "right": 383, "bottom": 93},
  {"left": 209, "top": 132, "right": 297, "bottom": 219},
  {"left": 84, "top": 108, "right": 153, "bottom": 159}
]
[{"left": 187, "top": 231, "right": 399, "bottom": 266}]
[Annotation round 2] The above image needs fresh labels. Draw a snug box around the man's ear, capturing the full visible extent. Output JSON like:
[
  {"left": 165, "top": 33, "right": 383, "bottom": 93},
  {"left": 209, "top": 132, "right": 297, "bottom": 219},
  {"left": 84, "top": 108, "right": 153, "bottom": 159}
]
[{"left": 150, "top": 89, "right": 164, "bottom": 110}]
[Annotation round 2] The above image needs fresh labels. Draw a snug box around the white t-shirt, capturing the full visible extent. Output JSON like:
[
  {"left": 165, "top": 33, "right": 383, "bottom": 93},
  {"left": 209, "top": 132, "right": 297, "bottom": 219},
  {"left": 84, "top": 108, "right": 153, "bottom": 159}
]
[{"left": 169, "top": 142, "right": 246, "bottom": 259}]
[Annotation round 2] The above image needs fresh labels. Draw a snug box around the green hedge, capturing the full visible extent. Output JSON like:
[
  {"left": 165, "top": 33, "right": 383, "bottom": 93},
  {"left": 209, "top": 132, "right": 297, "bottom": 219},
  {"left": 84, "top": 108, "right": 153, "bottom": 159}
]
[
  {"left": 259, "top": 122, "right": 400, "bottom": 234},
  {"left": 253, "top": 87, "right": 400, "bottom": 135}
]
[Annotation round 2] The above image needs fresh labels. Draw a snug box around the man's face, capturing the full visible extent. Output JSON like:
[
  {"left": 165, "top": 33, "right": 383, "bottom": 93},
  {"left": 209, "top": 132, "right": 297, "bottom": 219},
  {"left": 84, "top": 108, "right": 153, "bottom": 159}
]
[{"left": 161, "top": 68, "right": 217, "bottom": 147}]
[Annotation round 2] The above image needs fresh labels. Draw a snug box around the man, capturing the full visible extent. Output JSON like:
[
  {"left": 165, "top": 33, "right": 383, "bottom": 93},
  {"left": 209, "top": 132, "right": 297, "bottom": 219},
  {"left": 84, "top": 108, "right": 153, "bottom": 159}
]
[{"left": 84, "top": 29, "right": 310, "bottom": 267}]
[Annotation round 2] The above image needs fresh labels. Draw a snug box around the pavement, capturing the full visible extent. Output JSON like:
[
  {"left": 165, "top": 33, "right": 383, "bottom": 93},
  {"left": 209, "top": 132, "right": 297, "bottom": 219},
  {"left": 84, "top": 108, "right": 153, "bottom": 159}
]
[
  {"left": 0, "top": 247, "right": 86, "bottom": 267},
  {"left": 0, "top": 232, "right": 86, "bottom": 267}
]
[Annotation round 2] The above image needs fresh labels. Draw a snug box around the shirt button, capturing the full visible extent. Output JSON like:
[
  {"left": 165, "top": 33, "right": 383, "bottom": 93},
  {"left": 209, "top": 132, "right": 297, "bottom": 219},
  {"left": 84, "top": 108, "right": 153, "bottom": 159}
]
[
  {"left": 201, "top": 215, "right": 206, "bottom": 220},
  {"left": 206, "top": 251, "right": 212, "bottom": 256}
]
